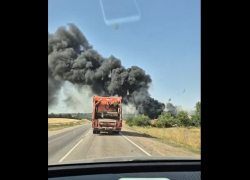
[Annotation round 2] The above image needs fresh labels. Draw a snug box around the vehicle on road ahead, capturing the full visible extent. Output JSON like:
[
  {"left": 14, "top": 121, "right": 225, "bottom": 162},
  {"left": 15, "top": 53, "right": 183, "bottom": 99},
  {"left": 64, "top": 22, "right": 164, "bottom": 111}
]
[
  {"left": 92, "top": 96, "right": 122, "bottom": 134},
  {"left": 49, "top": 0, "right": 201, "bottom": 176}
]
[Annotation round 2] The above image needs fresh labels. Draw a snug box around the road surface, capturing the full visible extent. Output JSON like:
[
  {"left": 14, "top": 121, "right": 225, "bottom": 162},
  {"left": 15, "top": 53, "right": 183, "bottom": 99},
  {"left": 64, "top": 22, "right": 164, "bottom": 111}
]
[{"left": 48, "top": 124, "right": 200, "bottom": 165}]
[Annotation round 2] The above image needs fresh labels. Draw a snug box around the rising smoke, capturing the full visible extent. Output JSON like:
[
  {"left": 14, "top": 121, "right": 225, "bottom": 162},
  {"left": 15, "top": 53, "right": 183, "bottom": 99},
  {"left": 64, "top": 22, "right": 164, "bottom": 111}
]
[
  {"left": 165, "top": 102, "right": 179, "bottom": 117},
  {"left": 165, "top": 102, "right": 195, "bottom": 117},
  {"left": 48, "top": 23, "right": 165, "bottom": 119}
]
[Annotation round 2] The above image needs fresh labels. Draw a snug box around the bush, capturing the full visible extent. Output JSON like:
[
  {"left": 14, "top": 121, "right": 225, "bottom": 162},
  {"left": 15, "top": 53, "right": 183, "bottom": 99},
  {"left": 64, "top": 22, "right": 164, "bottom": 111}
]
[
  {"left": 154, "top": 119, "right": 166, "bottom": 128},
  {"left": 125, "top": 116, "right": 151, "bottom": 127},
  {"left": 177, "top": 110, "right": 190, "bottom": 127},
  {"left": 190, "top": 115, "right": 200, "bottom": 127},
  {"left": 133, "top": 116, "right": 152, "bottom": 127},
  {"left": 191, "top": 102, "right": 201, "bottom": 127},
  {"left": 155, "top": 112, "right": 180, "bottom": 128},
  {"left": 125, "top": 117, "right": 134, "bottom": 126}
]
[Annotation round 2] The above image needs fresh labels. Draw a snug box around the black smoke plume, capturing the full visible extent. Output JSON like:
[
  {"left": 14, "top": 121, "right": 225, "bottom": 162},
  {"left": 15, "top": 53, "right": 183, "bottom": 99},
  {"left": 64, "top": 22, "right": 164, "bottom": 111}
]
[
  {"left": 166, "top": 102, "right": 178, "bottom": 117},
  {"left": 48, "top": 23, "right": 165, "bottom": 118},
  {"left": 165, "top": 102, "right": 186, "bottom": 117}
]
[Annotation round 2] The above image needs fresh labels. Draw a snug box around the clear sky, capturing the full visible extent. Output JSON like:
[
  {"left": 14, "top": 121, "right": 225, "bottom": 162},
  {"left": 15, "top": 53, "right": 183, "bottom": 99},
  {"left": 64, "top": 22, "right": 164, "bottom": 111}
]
[{"left": 48, "top": 0, "right": 200, "bottom": 110}]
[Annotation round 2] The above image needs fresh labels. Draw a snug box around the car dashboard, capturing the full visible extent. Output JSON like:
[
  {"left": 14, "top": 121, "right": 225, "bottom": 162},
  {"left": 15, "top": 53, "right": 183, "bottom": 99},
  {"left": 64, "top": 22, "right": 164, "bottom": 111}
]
[{"left": 48, "top": 160, "right": 201, "bottom": 180}]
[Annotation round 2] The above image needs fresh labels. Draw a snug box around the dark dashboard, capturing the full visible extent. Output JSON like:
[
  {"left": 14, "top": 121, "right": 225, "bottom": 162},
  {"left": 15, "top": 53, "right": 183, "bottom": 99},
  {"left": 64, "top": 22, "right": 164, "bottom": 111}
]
[{"left": 48, "top": 160, "right": 201, "bottom": 180}]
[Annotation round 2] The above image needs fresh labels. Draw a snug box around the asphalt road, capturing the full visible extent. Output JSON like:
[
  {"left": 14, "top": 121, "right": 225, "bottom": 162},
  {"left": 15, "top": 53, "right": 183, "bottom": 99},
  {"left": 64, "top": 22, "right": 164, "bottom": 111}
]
[
  {"left": 48, "top": 124, "right": 92, "bottom": 164},
  {"left": 48, "top": 124, "right": 153, "bottom": 165},
  {"left": 48, "top": 124, "right": 200, "bottom": 165}
]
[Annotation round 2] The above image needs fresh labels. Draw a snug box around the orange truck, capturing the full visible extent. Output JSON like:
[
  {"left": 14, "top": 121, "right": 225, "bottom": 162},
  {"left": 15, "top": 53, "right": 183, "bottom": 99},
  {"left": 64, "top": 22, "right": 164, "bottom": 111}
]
[{"left": 92, "top": 96, "right": 122, "bottom": 134}]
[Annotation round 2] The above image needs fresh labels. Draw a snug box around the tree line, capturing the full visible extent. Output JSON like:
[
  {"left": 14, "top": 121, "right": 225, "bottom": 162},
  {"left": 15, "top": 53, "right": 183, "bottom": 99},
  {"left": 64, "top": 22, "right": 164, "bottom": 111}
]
[{"left": 125, "top": 101, "right": 201, "bottom": 128}]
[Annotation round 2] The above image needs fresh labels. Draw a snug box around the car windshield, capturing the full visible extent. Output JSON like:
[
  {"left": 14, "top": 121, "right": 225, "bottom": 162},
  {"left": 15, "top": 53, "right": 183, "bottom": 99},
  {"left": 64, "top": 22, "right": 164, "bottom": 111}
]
[{"left": 48, "top": 0, "right": 201, "bottom": 166}]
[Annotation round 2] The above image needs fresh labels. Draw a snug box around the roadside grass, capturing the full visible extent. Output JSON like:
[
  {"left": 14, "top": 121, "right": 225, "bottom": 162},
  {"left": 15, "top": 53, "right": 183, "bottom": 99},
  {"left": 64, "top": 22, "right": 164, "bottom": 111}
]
[
  {"left": 123, "top": 120, "right": 200, "bottom": 153},
  {"left": 48, "top": 118, "right": 91, "bottom": 132}
]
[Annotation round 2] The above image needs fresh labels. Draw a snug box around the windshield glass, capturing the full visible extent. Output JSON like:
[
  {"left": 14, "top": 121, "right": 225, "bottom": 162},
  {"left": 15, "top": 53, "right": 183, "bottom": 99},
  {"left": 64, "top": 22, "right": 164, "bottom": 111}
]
[{"left": 48, "top": 0, "right": 201, "bottom": 165}]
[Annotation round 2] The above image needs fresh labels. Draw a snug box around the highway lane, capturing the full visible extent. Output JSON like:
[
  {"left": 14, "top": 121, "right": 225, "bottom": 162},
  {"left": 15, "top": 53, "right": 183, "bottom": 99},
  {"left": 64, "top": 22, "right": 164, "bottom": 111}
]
[
  {"left": 48, "top": 127, "right": 153, "bottom": 165},
  {"left": 61, "top": 130, "right": 150, "bottom": 163},
  {"left": 48, "top": 124, "right": 91, "bottom": 164},
  {"left": 48, "top": 126, "right": 200, "bottom": 165}
]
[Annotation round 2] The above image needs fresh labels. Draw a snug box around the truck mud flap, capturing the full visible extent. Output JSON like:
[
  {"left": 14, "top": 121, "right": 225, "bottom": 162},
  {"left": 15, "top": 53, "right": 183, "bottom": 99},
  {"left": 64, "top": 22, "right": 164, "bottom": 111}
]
[
  {"left": 112, "top": 131, "right": 120, "bottom": 134},
  {"left": 93, "top": 130, "right": 100, "bottom": 134}
]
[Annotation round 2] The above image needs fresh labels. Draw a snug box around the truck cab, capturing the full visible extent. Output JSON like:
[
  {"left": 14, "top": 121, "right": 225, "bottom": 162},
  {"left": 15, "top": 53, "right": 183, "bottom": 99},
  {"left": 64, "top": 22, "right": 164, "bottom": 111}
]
[{"left": 92, "top": 96, "right": 122, "bottom": 134}]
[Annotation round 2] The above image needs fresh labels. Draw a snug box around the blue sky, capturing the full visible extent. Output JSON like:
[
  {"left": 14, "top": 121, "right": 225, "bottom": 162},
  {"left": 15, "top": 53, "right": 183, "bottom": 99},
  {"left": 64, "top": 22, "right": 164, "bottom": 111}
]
[{"left": 48, "top": 0, "right": 200, "bottom": 109}]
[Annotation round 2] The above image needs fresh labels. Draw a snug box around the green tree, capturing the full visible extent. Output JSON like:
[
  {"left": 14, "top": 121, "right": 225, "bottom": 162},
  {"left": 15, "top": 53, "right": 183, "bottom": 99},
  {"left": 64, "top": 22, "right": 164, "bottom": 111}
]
[
  {"left": 177, "top": 110, "right": 190, "bottom": 127},
  {"left": 155, "top": 111, "right": 180, "bottom": 128},
  {"left": 195, "top": 102, "right": 201, "bottom": 115},
  {"left": 192, "top": 101, "right": 201, "bottom": 126},
  {"left": 125, "top": 117, "right": 134, "bottom": 126},
  {"left": 133, "top": 115, "right": 151, "bottom": 127},
  {"left": 125, "top": 115, "right": 151, "bottom": 127}
]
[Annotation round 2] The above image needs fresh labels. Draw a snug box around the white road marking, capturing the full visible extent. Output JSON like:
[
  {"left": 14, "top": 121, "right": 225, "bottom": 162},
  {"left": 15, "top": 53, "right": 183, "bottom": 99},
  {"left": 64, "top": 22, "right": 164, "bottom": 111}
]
[
  {"left": 85, "top": 129, "right": 91, "bottom": 136},
  {"left": 119, "top": 132, "right": 151, "bottom": 156},
  {"left": 48, "top": 133, "right": 71, "bottom": 143},
  {"left": 48, "top": 124, "right": 89, "bottom": 137},
  {"left": 59, "top": 139, "right": 83, "bottom": 162},
  {"left": 48, "top": 126, "right": 90, "bottom": 143},
  {"left": 48, "top": 126, "right": 82, "bottom": 137}
]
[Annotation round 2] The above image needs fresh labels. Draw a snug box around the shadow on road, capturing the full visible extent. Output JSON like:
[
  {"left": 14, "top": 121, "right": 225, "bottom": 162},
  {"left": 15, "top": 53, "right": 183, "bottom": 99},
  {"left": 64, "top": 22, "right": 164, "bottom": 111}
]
[
  {"left": 97, "top": 130, "right": 155, "bottom": 139},
  {"left": 97, "top": 132, "right": 120, "bottom": 136},
  {"left": 120, "top": 131, "right": 156, "bottom": 138}
]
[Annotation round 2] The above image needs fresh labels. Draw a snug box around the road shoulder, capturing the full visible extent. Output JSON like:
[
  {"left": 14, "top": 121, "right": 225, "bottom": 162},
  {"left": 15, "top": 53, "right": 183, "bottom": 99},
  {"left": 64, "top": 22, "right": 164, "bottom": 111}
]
[{"left": 120, "top": 127, "right": 200, "bottom": 158}]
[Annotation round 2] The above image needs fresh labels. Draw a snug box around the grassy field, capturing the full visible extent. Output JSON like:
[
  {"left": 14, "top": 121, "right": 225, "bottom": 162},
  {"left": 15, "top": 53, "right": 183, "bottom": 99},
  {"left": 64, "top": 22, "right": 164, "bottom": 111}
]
[
  {"left": 48, "top": 118, "right": 91, "bottom": 132},
  {"left": 123, "top": 121, "right": 200, "bottom": 153}
]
